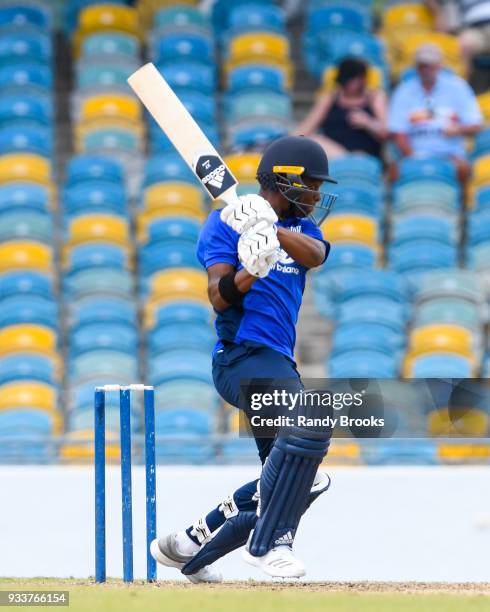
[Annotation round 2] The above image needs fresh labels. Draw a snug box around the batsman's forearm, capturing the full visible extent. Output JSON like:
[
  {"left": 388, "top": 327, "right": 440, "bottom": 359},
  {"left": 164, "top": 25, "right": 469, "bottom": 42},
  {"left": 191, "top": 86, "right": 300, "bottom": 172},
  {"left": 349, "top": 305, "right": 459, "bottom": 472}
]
[
  {"left": 277, "top": 227, "right": 326, "bottom": 268},
  {"left": 208, "top": 268, "right": 257, "bottom": 311}
]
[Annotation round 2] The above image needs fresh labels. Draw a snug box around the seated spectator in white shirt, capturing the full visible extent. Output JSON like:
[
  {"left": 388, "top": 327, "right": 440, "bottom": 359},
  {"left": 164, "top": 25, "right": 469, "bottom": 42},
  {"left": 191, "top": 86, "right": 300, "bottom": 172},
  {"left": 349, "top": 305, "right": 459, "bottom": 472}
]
[
  {"left": 388, "top": 43, "right": 482, "bottom": 184},
  {"left": 425, "top": 0, "right": 490, "bottom": 71}
]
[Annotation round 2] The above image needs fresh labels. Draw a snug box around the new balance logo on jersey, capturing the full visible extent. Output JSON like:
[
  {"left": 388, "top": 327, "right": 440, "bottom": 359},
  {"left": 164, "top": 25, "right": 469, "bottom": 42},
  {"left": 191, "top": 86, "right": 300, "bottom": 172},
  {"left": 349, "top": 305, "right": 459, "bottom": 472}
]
[
  {"left": 275, "top": 531, "right": 294, "bottom": 546},
  {"left": 202, "top": 163, "right": 225, "bottom": 189}
]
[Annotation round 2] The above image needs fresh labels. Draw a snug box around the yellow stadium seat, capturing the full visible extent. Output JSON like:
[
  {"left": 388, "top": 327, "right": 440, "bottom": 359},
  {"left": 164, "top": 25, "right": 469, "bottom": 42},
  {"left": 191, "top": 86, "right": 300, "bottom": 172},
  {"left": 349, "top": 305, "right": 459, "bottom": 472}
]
[
  {"left": 80, "top": 95, "right": 142, "bottom": 123},
  {"left": 0, "top": 382, "right": 56, "bottom": 410},
  {"left": 472, "top": 155, "right": 490, "bottom": 186},
  {"left": 428, "top": 407, "right": 488, "bottom": 437},
  {"left": 406, "top": 324, "right": 474, "bottom": 365},
  {"left": 322, "top": 215, "right": 378, "bottom": 246},
  {"left": 60, "top": 429, "right": 120, "bottom": 463},
  {"left": 73, "top": 5, "right": 139, "bottom": 55},
  {"left": 399, "top": 33, "right": 463, "bottom": 76},
  {"left": 224, "top": 153, "right": 261, "bottom": 182},
  {"left": 382, "top": 4, "right": 434, "bottom": 30},
  {"left": 146, "top": 268, "right": 208, "bottom": 306},
  {"left": 67, "top": 214, "right": 129, "bottom": 247},
  {"left": 0, "top": 324, "right": 57, "bottom": 356},
  {"left": 0, "top": 241, "right": 52, "bottom": 272},
  {"left": 322, "top": 65, "right": 383, "bottom": 92},
  {"left": 144, "top": 182, "right": 203, "bottom": 211},
  {"left": 477, "top": 92, "right": 490, "bottom": 124},
  {"left": 228, "top": 33, "right": 289, "bottom": 64},
  {"left": 0, "top": 154, "right": 52, "bottom": 186}
]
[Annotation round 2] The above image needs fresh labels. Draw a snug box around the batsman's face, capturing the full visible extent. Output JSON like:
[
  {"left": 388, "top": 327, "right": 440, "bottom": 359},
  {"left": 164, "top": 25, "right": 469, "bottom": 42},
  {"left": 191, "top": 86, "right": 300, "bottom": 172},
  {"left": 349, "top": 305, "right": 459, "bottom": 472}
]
[{"left": 295, "top": 177, "right": 323, "bottom": 217}]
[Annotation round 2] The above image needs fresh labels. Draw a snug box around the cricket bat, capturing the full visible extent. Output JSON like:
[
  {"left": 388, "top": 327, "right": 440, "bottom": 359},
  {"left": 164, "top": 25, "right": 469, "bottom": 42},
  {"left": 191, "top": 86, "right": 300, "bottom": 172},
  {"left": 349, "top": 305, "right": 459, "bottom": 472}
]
[{"left": 127, "top": 62, "right": 239, "bottom": 206}]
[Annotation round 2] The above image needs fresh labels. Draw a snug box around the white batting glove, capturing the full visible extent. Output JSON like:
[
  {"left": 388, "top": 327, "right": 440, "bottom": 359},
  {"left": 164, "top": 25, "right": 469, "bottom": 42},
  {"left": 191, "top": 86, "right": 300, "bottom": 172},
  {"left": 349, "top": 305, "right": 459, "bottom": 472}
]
[
  {"left": 221, "top": 194, "right": 278, "bottom": 235},
  {"left": 238, "top": 220, "right": 280, "bottom": 278}
]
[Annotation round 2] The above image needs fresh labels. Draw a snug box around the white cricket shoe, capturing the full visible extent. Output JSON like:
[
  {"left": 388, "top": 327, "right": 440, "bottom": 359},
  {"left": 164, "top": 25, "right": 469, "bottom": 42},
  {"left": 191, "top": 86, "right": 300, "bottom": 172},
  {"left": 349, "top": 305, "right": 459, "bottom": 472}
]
[
  {"left": 150, "top": 535, "right": 223, "bottom": 583},
  {"left": 242, "top": 545, "right": 306, "bottom": 578}
]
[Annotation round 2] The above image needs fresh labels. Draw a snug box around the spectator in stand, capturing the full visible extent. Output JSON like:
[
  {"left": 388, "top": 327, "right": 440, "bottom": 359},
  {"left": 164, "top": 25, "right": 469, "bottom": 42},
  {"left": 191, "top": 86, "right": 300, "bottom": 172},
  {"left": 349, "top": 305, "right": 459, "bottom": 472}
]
[
  {"left": 425, "top": 0, "right": 490, "bottom": 70},
  {"left": 294, "top": 57, "right": 388, "bottom": 160},
  {"left": 388, "top": 43, "right": 482, "bottom": 184}
]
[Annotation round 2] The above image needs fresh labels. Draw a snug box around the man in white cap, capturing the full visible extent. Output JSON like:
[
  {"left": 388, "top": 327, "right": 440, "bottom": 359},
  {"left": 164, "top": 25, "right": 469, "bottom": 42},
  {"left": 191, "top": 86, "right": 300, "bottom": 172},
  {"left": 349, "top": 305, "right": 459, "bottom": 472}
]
[{"left": 388, "top": 43, "right": 482, "bottom": 184}]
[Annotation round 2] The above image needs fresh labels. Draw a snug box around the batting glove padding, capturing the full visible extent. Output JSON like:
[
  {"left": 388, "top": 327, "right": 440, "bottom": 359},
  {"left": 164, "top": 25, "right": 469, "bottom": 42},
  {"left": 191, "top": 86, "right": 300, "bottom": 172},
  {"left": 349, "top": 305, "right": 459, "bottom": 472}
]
[
  {"left": 238, "top": 220, "right": 280, "bottom": 278},
  {"left": 221, "top": 194, "right": 278, "bottom": 235}
]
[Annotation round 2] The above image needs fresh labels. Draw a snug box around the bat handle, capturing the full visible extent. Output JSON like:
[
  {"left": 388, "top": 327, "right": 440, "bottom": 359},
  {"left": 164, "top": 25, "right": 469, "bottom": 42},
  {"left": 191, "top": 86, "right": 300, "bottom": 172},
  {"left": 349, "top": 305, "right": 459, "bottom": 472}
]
[{"left": 219, "top": 186, "right": 241, "bottom": 208}]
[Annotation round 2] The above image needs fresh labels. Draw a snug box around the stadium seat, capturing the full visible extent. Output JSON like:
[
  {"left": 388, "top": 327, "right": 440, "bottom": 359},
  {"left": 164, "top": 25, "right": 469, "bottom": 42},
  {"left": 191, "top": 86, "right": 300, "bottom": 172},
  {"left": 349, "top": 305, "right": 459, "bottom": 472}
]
[
  {"left": 70, "top": 298, "right": 136, "bottom": 328},
  {"left": 81, "top": 32, "right": 139, "bottom": 58},
  {"left": 149, "top": 350, "right": 212, "bottom": 385},
  {"left": 224, "top": 153, "right": 260, "bottom": 182},
  {"left": 0, "top": 126, "right": 53, "bottom": 158},
  {"left": 70, "top": 323, "right": 137, "bottom": 356},
  {"left": 0, "top": 241, "right": 52, "bottom": 273},
  {"left": 153, "top": 5, "right": 209, "bottom": 33},
  {"left": 63, "top": 181, "right": 127, "bottom": 218},
  {"left": 80, "top": 94, "right": 141, "bottom": 123},
  {"left": 150, "top": 33, "right": 214, "bottom": 66},
  {"left": 328, "top": 350, "right": 398, "bottom": 377},
  {"left": 65, "top": 155, "right": 123, "bottom": 185},
  {"left": 156, "top": 380, "right": 220, "bottom": 412},
  {"left": 0, "top": 324, "right": 57, "bottom": 356},
  {"left": 65, "top": 214, "right": 130, "bottom": 247},
  {"left": 406, "top": 324, "right": 474, "bottom": 360},
  {"left": 0, "top": 183, "right": 52, "bottom": 214},
  {"left": 157, "top": 63, "right": 215, "bottom": 96},
  {"left": 0, "top": 32, "right": 52, "bottom": 64},
  {"left": 149, "top": 323, "right": 214, "bottom": 355},
  {"left": 0, "top": 153, "right": 52, "bottom": 186},
  {"left": 228, "top": 65, "right": 287, "bottom": 95},
  {"left": 144, "top": 268, "right": 208, "bottom": 304},
  {"left": 0, "top": 354, "right": 59, "bottom": 386},
  {"left": 0, "top": 381, "right": 57, "bottom": 412},
  {"left": 409, "top": 354, "right": 474, "bottom": 378},
  {"left": 0, "top": 271, "right": 54, "bottom": 300},
  {"left": 74, "top": 5, "right": 139, "bottom": 55},
  {"left": 322, "top": 215, "right": 378, "bottom": 247},
  {"left": 0, "top": 296, "right": 57, "bottom": 329},
  {"left": 64, "top": 267, "right": 134, "bottom": 300},
  {"left": 0, "top": 210, "right": 53, "bottom": 243}
]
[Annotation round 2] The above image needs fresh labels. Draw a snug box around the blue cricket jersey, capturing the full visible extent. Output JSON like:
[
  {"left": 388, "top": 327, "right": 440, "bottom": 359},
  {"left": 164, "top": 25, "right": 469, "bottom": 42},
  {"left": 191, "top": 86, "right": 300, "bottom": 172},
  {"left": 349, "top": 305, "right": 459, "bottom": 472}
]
[{"left": 197, "top": 209, "right": 330, "bottom": 361}]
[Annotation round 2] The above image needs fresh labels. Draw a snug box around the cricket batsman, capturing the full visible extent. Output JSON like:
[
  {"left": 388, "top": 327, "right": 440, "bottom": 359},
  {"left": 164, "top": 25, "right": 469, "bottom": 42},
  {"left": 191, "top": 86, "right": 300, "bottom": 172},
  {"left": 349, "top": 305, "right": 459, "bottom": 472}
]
[{"left": 150, "top": 135, "right": 338, "bottom": 581}]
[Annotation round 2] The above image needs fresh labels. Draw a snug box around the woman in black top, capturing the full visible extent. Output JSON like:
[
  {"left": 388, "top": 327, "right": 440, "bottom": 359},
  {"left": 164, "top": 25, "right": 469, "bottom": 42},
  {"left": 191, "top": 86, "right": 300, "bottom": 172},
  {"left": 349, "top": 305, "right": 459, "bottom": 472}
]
[{"left": 295, "top": 57, "right": 388, "bottom": 159}]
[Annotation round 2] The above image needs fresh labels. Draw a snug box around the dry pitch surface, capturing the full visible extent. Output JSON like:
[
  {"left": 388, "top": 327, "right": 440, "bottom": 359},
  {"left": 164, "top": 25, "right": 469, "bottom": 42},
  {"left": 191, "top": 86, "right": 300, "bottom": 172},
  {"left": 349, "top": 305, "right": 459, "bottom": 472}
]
[{"left": 1, "top": 578, "right": 489, "bottom": 611}]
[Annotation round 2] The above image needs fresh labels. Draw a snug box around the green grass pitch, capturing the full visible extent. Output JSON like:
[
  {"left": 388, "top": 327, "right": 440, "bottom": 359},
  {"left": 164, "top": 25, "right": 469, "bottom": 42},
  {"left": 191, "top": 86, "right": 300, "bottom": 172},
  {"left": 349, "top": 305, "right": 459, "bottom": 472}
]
[{"left": 1, "top": 579, "right": 489, "bottom": 612}]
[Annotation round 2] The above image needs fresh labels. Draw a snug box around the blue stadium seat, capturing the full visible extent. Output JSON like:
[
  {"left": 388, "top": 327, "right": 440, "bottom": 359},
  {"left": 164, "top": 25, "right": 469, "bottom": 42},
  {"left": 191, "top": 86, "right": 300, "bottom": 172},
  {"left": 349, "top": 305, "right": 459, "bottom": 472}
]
[
  {"left": 392, "top": 215, "right": 456, "bottom": 246},
  {"left": 0, "top": 409, "right": 55, "bottom": 461},
  {"left": 0, "top": 64, "right": 52, "bottom": 94},
  {"left": 149, "top": 324, "right": 215, "bottom": 356},
  {"left": 150, "top": 301, "right": 210, "bottom": 329},
  {"left": 151, "top": 33, "right": 214, "bottom": 66},
  {"left": 0, "top": 4, "right": 51, "bottom": 30},
  {"left": 65, "top": 155, "right": 123, "bottom": 185},
  {"left": 0, "top": 354, "right": 57, "bottom": 386},
  {"left": 221, "top": 437, "right": 258, "bottom": 461},
  {"left": 63, "top": 181, "right": 127, "bottom": 217},
  {"left": 336, "top": 270, "right": 406, "bottom": 303},
  {"left": 75, "top": 61, "right": 137, "bottom": 90},
  {"left": 149, "top": 350, "right": 213, "bottom": 386},
  {"left": 212, "top": 0, "right": 276, "bottom": 33},
  {"left": 318, "top": 243, "right": 377, "bottom": 272},
  {"left": 336, "top": 297, "right": 407, "bottom": 325},
  {"left": 153, "top": 5, "right": 210, "bottom": 33},
  {"left": 474, "top": 186, "right": 490, "bottom": 213},
  {"left": 415, "top": 270, "right": 483, "bottom": 304},
  {"left": 70, "top": 405, "right": 140, "bottom": 434},
  {"left": 0, "top": 296, "right": 57, "bottom": 328},
  {"left": 227, "top": 3, "right": 285, "bottom": 38},
  {"left": 70, "top": 298, "right": 136, "bottom": 328},
  {"left": 0, "top": 32, "right": 51, "bottom": 64},
  {"left": 329, "top": 32, "right": 385, "bottom": 65},
  {"left": 329, "top": 155, "right": 383, "bottom": 188},
  {"left": 0, "top": 126, "right": 52, "bottom": 157},
  {"left": 329, "top": 185, "right": 383, "bottom": 218},
  {"left": 143, "top": 218, "right": 200, "bottom": 245},
  {"left": 337, "top": 299, "right": 405, "bottom": 331},
  {"left": 70, "top": 323, "right": 137, "bottom": 356},
  {"left": 155, "top": 408, "right": 212, "bottom": 435},
  {"left": 155, "top": 434, "right": 215, "bottom": 462},
  {"left": 414, "top": 298, "right": 482, "bottom": 331},
  {"left": 0, "top": 183, "right": 50, "bottom": 213},
  {"left": 143, "top": 153, "right": 196, "bottom": 187},
  {"left": 139, "top": 242, "right": 200, "bottom": 276},
  {"left": 411, "top": 354, "right": 473, "bottom": 378},
  {"left": 229, "top": 124, "right": 287, "bottom": 150},
  {"left": 81, "top": 32, "right": 139, "bottom": 59},
  {"left": 0, "top": 210, "right": 53, "bottom": 243},
  {"left": 397, "top": 157, "right": 457, "bottom": 186},
  {"left": 69, "top": 351, "right": 137, "bottom": 383},
  {"left": 467, "top": 212, "right": 490, "bottom": 246},
  {"left": 389, "top": 242, "right": 458, "bottom": 275},
  {"left": 64, "top": 244, "right": 129, "bottom": 273},
  {"left": 156, "top": 380, "right": 220, "bottom": 412},
  {"left": 0, "top": 95, "right": 52, "bottom": 128},
  {"left": 157, "top": 63, "right": 215, "bottom": 96},
  {"left": 331, "top": 322, "right": 405, "bottom": 356},
  {"left": 0, "top": 271, "right": 53, "bottom": 299},
  {"left": 228, "top": 65, "right": 287, "bottom": 95},
  {"left": 328, "top": 350, "right": 398, "bottom": 377},
  {"left": 64, "top": 268, "right": 134, "bottom": 300}
]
